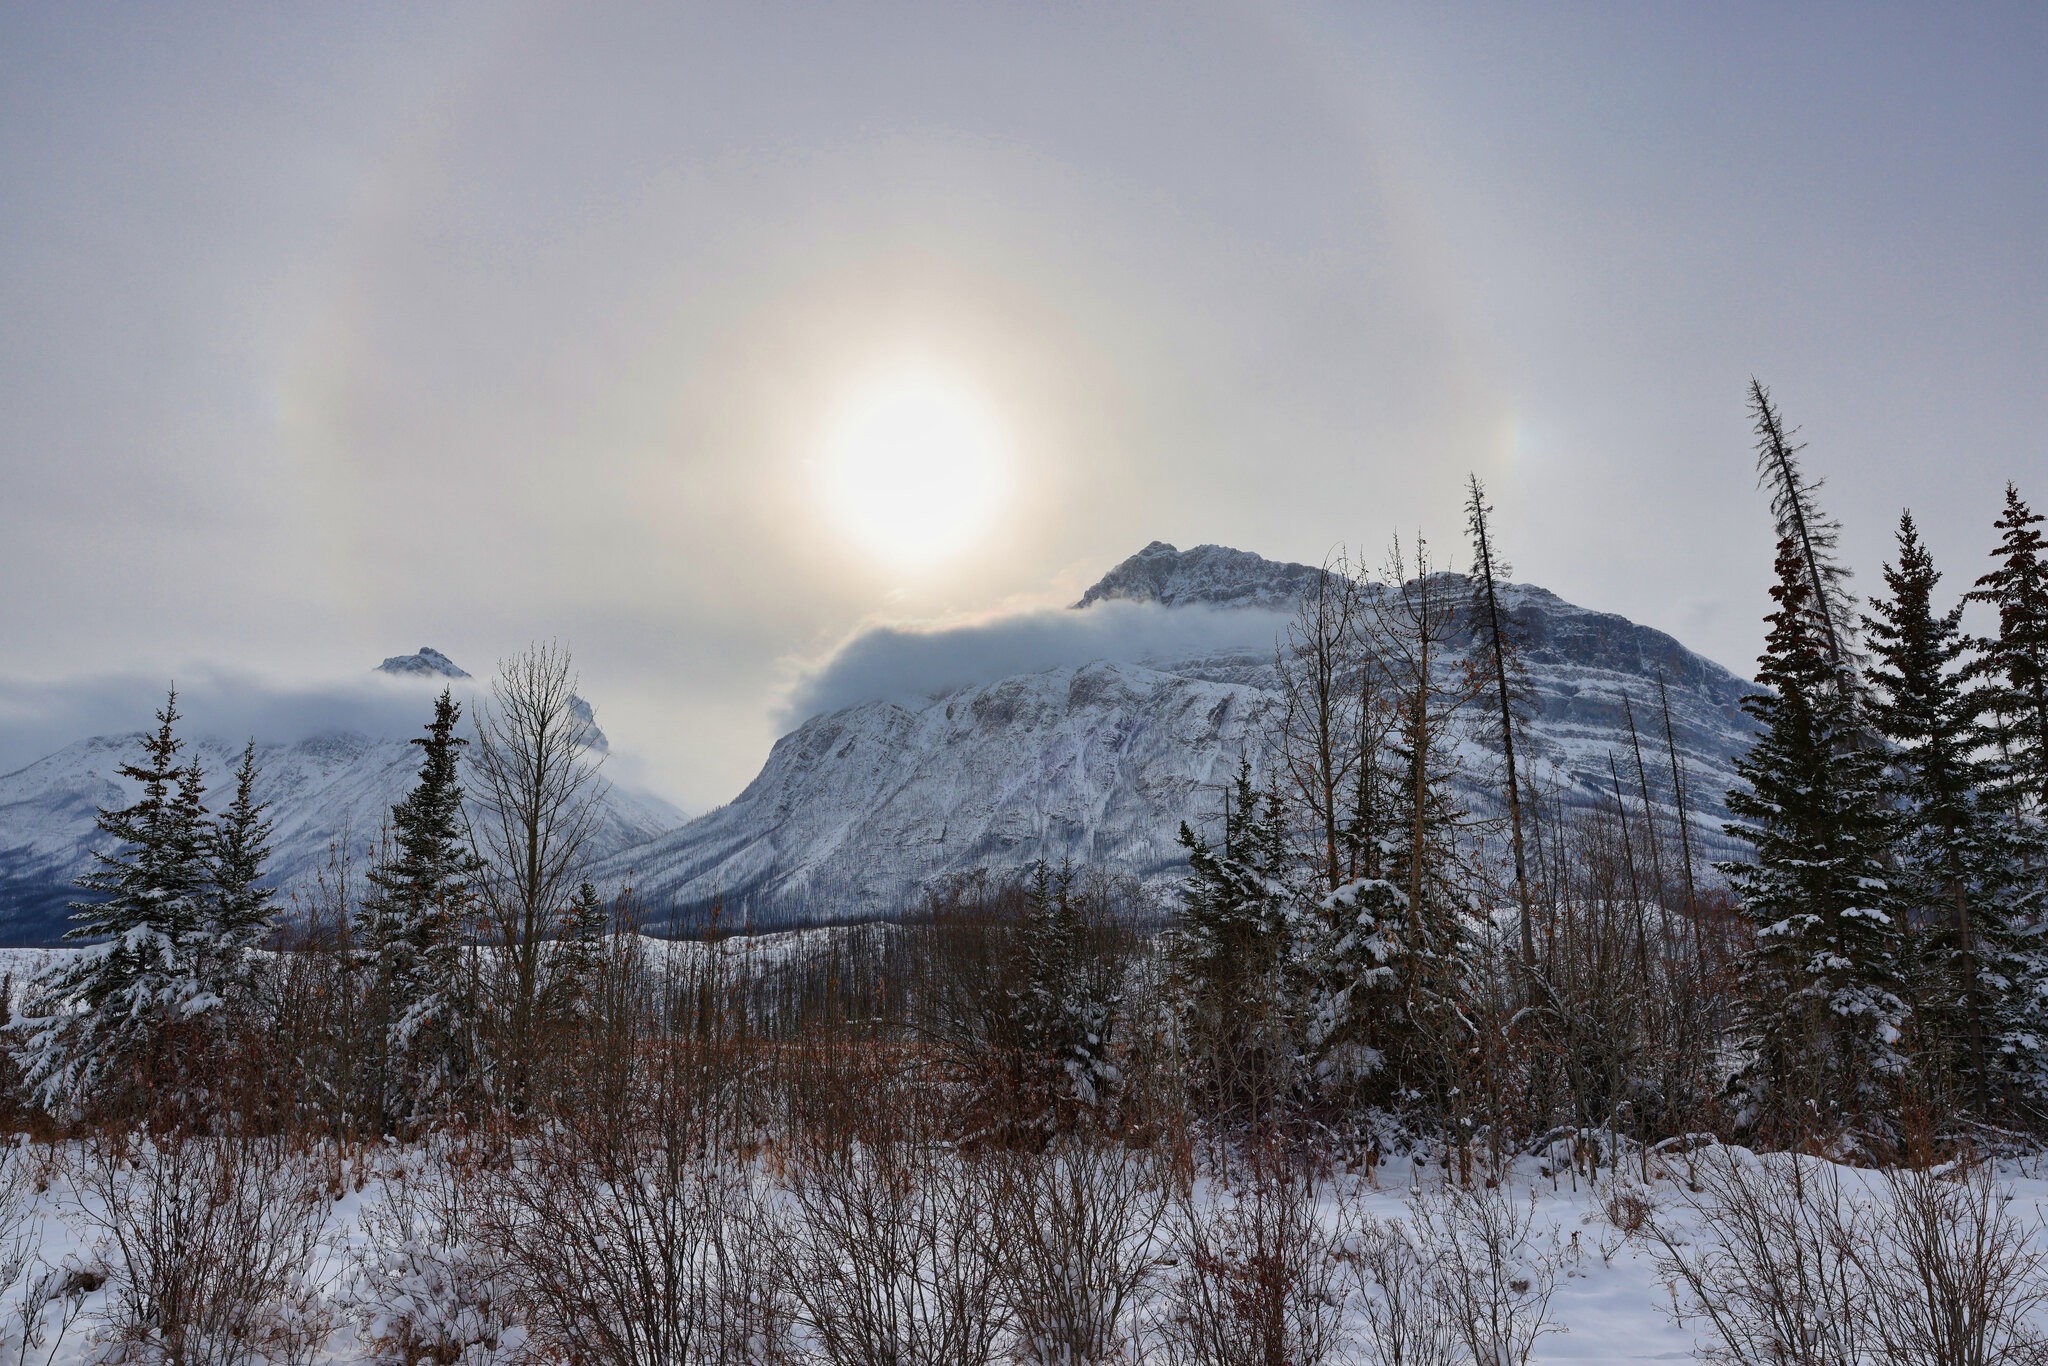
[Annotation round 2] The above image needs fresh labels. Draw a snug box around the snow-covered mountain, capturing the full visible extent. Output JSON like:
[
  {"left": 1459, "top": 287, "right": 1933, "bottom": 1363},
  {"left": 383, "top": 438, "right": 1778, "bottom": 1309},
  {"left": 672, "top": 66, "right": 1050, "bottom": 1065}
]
[
  {"left": 0, "top": 652, "right": 682, "bottom": 944},
  {"left": 597, "top": 543, "right": 1757, "bottom": 929},
  {"left": 375, "top": 646, "right": 471, "bottom": 680}
]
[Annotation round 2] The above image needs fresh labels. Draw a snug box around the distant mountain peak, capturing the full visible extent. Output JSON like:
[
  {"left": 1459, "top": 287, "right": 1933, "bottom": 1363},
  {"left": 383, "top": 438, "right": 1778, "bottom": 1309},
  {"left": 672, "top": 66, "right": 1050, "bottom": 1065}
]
[
  {"left": 375, "top": 647, "right": 471, "bottom": 679},
  {"left": 1074, "top": 542, "right": 1324, "bottom": 611}
]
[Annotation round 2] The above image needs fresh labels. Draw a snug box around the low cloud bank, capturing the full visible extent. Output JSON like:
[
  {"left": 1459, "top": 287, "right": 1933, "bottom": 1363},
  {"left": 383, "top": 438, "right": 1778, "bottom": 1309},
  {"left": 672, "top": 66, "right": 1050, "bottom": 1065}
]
[
  {"left": 780, "top": 600, "right": 1288, "bottom": 727},
  {"left": 0, "top": 669, "right": 469, "bottom": 776}
]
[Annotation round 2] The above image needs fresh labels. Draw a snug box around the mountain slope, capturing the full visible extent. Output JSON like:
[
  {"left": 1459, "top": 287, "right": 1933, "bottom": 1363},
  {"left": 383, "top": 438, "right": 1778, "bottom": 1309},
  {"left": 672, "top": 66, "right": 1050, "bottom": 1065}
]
[
  {"left": 0, "top": 654, "right": 682, "bottom": 944},
  {"left": 600, "top": 543, "right": 1756, "bottom": 927}
]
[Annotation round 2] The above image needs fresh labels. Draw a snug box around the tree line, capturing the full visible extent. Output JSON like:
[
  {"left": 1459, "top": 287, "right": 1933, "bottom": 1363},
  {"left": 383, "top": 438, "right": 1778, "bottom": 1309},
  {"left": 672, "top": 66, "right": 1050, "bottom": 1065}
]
[
  {"left": 4, "top": 383, "right": 2044, "bottom": 1170},
  {"left": 1160, "top": 380, "right": 2048, "bottom": 1160}
]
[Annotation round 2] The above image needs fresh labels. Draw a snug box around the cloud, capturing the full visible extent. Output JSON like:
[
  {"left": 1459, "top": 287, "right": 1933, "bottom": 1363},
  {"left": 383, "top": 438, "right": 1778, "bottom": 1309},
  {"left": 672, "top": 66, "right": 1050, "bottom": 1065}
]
[
  {"left": 0, "top": 668, "right": 469, "bottom": 777},
  {"left": 779, "top": 600, "right": 1290, "bottom": 726}
]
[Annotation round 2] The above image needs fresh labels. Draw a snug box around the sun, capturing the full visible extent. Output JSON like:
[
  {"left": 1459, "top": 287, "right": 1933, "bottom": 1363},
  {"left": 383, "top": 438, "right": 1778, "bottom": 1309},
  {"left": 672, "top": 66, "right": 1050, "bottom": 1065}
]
[{"left": 817, "top": 367, "right": 1006, "bottom": 569}]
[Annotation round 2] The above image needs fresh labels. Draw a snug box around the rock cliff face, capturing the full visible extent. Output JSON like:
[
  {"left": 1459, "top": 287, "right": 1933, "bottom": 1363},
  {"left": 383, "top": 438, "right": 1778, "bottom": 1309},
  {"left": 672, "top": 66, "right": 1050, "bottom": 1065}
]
[{"left": 600, "top": 544, "right": 1756, "bottom": 928}]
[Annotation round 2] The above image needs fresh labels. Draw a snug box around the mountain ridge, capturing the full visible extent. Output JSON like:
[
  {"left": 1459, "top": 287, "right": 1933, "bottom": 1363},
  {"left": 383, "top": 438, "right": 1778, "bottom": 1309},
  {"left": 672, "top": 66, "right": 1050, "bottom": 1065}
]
[
  {"left": 0, "top": 652, "right": 681, "bottom": 943},
  {"left": 598, "top": 542, "right": 1756, "bottom": 929}
]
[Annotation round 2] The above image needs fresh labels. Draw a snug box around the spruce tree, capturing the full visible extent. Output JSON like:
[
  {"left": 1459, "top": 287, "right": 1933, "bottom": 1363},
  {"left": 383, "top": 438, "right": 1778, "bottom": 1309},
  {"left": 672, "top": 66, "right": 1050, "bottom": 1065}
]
[
  {"left": 17, "top": 690, "right": 216, "bottom": 1112},
  {"left": 1465, "top": 473, "right": 1536, "bottom": 972},
  {"left": 204, "top": 740, "right": 277, "bottom": 1006},
  {"left": 546, "top": 878, "right": 612, "bottom": 1025},
  {"left": 1291, "top": 872, "right": 1404, "bottom": 1096},
  {"left": 1749, "top": 379, "right": 1862, "bottom": 677},
  {"left": 1010, "top": 861, "right": 1120, "bottom": 1114},
  {"left": 1866, "top": 512, "right": 2044, "bottom": 1114},
  {"left": 358, "top": 688, "right": 482, "bottom": 1128},
  {"left": 1171, "top": 761, "right": 1296, "bottom": 1112},
  {"left": 1722, "top": 539, "right": 1905, "bottom": 1143},
  {"left": 1969, "top": 483, "right": 2048, "bottom": 822}
]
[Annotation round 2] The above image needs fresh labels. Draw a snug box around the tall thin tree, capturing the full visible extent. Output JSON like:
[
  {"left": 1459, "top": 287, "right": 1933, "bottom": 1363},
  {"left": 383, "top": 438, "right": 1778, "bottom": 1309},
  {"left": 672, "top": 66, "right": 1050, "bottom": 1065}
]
[
  {"left": 1748, "top": 379, "right": 1862, "bottom": 679},
  {"left": 1465, "top": 474, "right": 1535, "bottom": 973},
  {"left": 467, "top": 641, "right": 609, "bottom": 1108}
]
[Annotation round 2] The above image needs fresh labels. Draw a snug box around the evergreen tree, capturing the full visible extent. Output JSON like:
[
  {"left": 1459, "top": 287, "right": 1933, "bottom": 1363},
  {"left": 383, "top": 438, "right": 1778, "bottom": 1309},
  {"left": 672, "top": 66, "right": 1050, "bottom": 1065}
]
[
  {"left": 1291, "top": 872, "right": 1404, "bottom": 1096},
  {"left": 1009, "top": 861, "right": 1121, "bottom": 1113},
  {"left": 1748, "top": 379, "right": 1863, "bottom": 678},
  {"left": 1170, "top": 761, "right": 1296, "bottom": 1111},
  {"left": 1465, "top": 473, "right": 1536, "bottom": 972},
  {"left": 541, "top": 879, "right": 613, "bottom": 1031},
  {"left": 358, "top": 688, "right": 483, "bottom": 1129},
  {"left": 1865, "top": 512, "right": 2045, "bottom": 1114},
  {"left": 1969, "top": 483, "right": 2048, "bottom": 823},
  {"left": 203, "top": 740, "right": 277, "bottom": 1006},
  {"left": 17, "top": 691, "right": 216, "bottom": 1112},
  {"left": 1722, "top": 539, "right": 1905, "bottom": 1143}
]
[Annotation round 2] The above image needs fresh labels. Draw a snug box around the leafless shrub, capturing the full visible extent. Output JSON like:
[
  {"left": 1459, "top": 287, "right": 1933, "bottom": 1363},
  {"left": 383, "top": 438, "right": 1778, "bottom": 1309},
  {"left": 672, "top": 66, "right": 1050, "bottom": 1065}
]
[
  {"left": 1860, "top": 1156, "right": 2048, "bottom": 1366},
  {"left": 1155, "top": 1143, "right": 1347, "bottom": 1366},
  {"left": 1331, "top": 1195, "right": 1458, "bottom": 1366},
  {"left": 1651, "top": 1148, "right": 1872, "bottom": 1366},
  {"left": 1407, "top": 1175, "right": 1563, "bottom": 1366},
  {"left": 475, "top": 1093, "right": 789, "bottom": 1365},
  {"left": 986, "top": 1137, "right": 1169, "bottom": 1365},
  {"left": 0, "top": 1139, "right": 86, "bottom": 1366},
  {"left": 73, "top": 1131, "right": 333, "bottom": 1366},
  {"left": 349, "top": 1146, "right": 514, "bottom": 1366},
  {"left": 8, "top": 1256, "right": 94, "bottom": 1366},
  {"left": 767, "top": 1137, "right": 1007, "bottom": 1366}
]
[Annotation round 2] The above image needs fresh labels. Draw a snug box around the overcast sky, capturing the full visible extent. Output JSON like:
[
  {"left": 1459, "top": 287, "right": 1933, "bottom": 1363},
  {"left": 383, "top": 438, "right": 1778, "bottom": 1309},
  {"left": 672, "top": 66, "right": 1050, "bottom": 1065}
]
[{"left": 3, "top": 3, "right": 2043, "bottom": 809}]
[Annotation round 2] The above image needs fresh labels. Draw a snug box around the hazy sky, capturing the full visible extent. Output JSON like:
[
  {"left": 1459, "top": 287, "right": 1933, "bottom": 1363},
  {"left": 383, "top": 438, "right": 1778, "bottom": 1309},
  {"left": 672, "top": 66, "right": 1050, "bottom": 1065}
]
[{"left": 3, "top": 3, "right": 2043, "bottom": 808}]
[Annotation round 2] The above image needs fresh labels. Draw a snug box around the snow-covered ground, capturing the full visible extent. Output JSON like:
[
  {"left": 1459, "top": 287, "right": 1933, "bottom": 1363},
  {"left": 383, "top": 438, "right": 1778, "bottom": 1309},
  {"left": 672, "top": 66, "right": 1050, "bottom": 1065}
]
[{"left": 0, "top": 1137, "right": 2037, "bottom": 1364}]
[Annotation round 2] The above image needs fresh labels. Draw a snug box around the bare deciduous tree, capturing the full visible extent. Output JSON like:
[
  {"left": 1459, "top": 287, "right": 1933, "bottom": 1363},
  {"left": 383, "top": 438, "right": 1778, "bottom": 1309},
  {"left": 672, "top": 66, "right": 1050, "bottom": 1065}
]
[
  {"left": 466, "top": 641, "right": 609, "bottom": 1106},
  {"left": 1276, "top": 552, "right": 1367, "bottom": 895}
]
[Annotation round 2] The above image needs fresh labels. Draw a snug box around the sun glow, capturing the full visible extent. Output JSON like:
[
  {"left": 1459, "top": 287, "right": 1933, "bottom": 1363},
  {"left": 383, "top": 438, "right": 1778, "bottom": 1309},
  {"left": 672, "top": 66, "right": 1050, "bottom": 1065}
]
[{"left": 817, "top": 367, "right": 1007, "bottom": 569}]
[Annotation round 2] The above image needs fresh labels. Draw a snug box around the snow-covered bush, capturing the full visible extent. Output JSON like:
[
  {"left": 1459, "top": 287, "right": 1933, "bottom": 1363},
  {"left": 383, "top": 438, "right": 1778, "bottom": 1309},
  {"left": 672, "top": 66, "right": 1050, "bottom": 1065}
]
[
  {"left": 1656, "top": 1147, "right": 2048, "bottom": 1366},
  {"left": 1863, "top": 1156, "right": 2048, "bottom": 1366},
  {"left": 1332, "top": 1197, "right": 1458, "bottom": 1366},
  {"left": 72, "top": 1132, "right": 332, "bottom": 1366},
  {"left": 1652, "top": 1148, "right": 1873, "bottom": 1365},
  {"left": 474, "top": 1100, "right": 787, "bottom": 1366},
  {"left": 348, "top": 1146, "right": 517, "bottom": 1366},
  {"left": 0, "top": 1138, "right": 85, "bottom": 1366},
  {"left": 1405, "top": 1174, "right": 1563, "bottom": 1366}
]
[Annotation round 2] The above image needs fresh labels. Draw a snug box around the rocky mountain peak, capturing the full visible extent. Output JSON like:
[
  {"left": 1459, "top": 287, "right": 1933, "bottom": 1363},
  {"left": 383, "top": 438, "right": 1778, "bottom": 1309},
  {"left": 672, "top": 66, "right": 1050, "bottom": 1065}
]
[
  {"left": 375, "top": 647, "right": 471, "bottom": 679},
  {"left": 1073, "top": 542, "right": 1325, "bottom": 612}
]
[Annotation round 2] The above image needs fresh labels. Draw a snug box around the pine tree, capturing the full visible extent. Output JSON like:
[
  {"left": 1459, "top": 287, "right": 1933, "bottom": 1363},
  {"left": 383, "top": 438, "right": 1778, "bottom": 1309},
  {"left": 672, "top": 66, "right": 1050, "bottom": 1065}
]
[
  {"left": 1969, "top": 483, "right": 2048, "bottom": 824},
  {"left": 1748, "top": 379, "right": 1863, "bottom": 678},
  {"left": 1291, "top": 872, "right": 1404, "bottom": 1096},
  {"left": 203, "top": 740, "right": 276, "bottom": 1007},
  {"left": 1865, "top": 511, "right": 2045, "bottom": 1114},
  {"left": 1170, "top": 761, "right": 1296, "bottom": 1112},
  {"left": 1722, "top": 539, "right": 1905, "bottom": 1143},
  {"left": 1010, "top": 861, "right": 1120, "bottom": 1114},
  {"left": 548, "top": 880, "right": 611, "bottom": 1017},
  {"left": 16, "top": 690, "right": 217, "bottom": 1113},
  {"left": 358, "top": 688, "right": 483, "bottom": 1129},
  {"left": 1465, "top": 473, "right": 1536, "bottom": 973}
]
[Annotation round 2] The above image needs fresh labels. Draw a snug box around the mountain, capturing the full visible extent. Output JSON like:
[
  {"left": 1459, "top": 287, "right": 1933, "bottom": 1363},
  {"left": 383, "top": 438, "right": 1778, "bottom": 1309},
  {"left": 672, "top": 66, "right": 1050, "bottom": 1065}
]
[
  {"left": 1074, "top": 540, "right": 1325, "bottom": 611},
  {"left": 597, "top": 543, "right": 1757, "bottom": 928},
  {"left": 376, "top": 646, "right": 471, "bottom": 679},
  {"left": 0, "top": 652, "right": 682, "bottom": 944}
]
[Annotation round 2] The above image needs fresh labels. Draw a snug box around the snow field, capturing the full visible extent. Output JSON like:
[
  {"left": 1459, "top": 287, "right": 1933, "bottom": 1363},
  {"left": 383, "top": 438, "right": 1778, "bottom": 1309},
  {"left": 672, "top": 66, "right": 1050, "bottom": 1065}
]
[{"left": 0, "top": 1133, "right": 2038, "bottom": 1364}]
